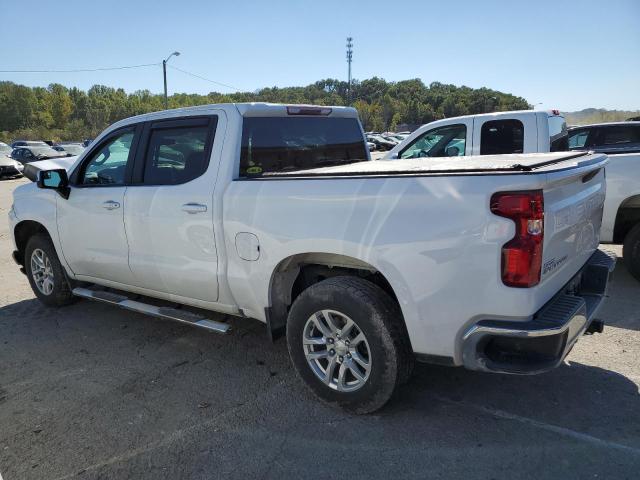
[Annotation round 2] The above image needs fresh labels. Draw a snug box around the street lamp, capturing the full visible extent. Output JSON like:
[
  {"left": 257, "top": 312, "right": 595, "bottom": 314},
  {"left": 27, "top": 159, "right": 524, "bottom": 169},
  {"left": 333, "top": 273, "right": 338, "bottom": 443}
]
[
  {"left": 163, "top": 51, "right": 180, "bottom": 109},
  {"left": 531, "top": 102, "right": 543, "bottom": 110}
]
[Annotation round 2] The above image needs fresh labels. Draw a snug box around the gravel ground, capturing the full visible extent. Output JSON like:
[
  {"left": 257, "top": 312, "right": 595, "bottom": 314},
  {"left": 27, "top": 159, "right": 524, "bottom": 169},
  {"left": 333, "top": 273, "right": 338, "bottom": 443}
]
[{"left": 0, "top": 176, "right": 638, "bottom": 480}]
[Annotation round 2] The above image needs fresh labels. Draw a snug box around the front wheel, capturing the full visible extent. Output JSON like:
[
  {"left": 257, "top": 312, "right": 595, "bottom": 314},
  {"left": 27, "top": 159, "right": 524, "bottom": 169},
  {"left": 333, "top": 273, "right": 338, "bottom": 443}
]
[
  {"left": 286, "top": 276, "right": 413, "bottom": 414},
  {"left": 623, "top": 223, "right": 640, "bottom": 282},
  {"left": 24, "top": 235, "right": 75, "bottom": 307}
]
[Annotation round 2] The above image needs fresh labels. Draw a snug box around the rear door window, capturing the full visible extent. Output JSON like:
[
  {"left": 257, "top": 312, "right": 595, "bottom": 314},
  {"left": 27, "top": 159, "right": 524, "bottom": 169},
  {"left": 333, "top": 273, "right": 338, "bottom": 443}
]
[
  {"left": 141, "top": 117, "right": 217, "bottom": 185},
  {"left": 599, "top": 125, "right": 640, "bottom": 147},
  {"left": 239, "top": 116, "right": 367, "bottom": 177},
  {"left": 400, "top": 124, "right": 466, "bottom": 159},
  {"left": 480, "top": 119, "right": 524, "bottom": 155}
]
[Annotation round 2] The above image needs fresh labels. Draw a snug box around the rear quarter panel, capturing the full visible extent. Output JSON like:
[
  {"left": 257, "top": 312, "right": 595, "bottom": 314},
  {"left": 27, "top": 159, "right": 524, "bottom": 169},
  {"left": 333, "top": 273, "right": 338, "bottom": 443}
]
[
  {"left": 600, "top": 153, "right": 640, "bottom": 242},
  {"left": 222, "top": 171, "right": 599, "bottom": 364}
]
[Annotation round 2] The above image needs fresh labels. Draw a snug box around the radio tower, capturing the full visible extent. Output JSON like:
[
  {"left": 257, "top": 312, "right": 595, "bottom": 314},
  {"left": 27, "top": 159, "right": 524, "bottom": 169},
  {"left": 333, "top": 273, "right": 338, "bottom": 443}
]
[{"left": 346, "top": 37, "right": 353, "bottom": 104}]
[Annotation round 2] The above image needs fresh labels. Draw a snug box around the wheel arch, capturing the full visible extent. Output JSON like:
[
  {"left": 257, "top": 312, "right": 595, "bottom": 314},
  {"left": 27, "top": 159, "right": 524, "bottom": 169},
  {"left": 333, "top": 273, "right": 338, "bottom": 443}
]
[
  {"left": 13, "top": 220, "right": 53, "bottom": 266},
  {"left": 613, "top": 194, "right": 640, "bottom": 244},
  {"left": 266, "top": 252, "right": 404, "bottom": 342}
]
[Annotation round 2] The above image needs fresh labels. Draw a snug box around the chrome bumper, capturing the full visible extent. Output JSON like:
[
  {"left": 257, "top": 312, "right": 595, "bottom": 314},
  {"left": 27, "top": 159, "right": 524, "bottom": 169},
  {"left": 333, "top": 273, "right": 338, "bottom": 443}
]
[{"left": 462, "top": 249, "right": 616, "bottom": 375}]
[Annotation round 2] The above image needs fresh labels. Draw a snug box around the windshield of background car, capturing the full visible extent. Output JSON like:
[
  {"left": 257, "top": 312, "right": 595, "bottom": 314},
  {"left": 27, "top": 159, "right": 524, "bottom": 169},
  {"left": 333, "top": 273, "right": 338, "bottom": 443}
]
[
  {"left": 61, "top": 145, "right": 85, "bottom": 155},
  {"left": 240, "top": 116, "right": 367, "bottom": 176},
  {"left": 28, "top": 146, "right": 65, "bottom": 157}
]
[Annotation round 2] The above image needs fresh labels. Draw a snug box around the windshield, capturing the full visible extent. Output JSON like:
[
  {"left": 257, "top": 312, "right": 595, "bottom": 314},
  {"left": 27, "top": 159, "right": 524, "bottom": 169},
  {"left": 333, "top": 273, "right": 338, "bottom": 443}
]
[
  {"left": 240, "top": 116, "right": 367, "bottom": 176},
  {"left": 29, "top": 146, "right": 65, "bottom": 157},
  {"left": 60, "top": 145, "right": 85, "bottom": 155},
  {"left": 0, "top": 145, "right": 12, "bottom": 155}
]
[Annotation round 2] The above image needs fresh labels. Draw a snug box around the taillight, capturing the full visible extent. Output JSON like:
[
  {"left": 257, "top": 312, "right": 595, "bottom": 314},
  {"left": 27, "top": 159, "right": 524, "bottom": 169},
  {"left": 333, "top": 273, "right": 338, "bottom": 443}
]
[{"left": 490, "top": 190, "right": 544, "bottom": 288}]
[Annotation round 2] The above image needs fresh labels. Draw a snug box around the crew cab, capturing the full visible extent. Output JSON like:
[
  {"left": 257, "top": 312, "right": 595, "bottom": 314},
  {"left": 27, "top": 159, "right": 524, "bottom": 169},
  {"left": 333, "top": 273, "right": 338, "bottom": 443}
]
[
  {"left": 568, "top": 121, "right": 640, "bottom": 281},
  {"left": 384, "top": 110, "right": 568, "bottom": 160},
  {"left": 9, "top": 103, "right": 614, "bottom": 413}
]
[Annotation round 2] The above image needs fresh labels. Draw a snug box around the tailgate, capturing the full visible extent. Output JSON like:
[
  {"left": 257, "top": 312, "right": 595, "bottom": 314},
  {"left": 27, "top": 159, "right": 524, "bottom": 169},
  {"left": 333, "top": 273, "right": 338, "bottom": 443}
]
[{"left": 539, "top": 153, "right": 608, "bottom": 287}]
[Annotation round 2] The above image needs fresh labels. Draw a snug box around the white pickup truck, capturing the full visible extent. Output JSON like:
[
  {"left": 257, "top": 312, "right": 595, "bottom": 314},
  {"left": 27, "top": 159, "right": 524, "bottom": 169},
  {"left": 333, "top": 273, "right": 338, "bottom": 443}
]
[
  {"left": 9, "top": 103, "right": 614, "bottom": 413},
  {"left": 387, "top": 111, "right": 640, "bottom": 281}
]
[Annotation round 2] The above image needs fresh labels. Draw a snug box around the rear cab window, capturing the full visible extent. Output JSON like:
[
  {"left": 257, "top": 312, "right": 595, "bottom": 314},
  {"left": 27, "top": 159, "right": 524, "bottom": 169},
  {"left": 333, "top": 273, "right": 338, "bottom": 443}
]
[
  {"left": 239, "top": 116, "right": 367, "bottom": 177},
  {"left": 480, "top": 119, "right": 524, "bottom": 155}
]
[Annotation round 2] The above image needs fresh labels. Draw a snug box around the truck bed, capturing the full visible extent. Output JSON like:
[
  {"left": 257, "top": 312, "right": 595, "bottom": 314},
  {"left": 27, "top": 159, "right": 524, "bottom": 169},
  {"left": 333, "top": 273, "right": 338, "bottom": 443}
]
[{"left": 265, "top": 152, "right": 599, "bottom": 177}]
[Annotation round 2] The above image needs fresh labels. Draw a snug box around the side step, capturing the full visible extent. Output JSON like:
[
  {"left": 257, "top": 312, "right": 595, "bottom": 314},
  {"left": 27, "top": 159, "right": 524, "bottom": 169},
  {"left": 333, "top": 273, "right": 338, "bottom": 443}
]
[{"left": 72, "top": 287, "right": 231, "bottom": 334}]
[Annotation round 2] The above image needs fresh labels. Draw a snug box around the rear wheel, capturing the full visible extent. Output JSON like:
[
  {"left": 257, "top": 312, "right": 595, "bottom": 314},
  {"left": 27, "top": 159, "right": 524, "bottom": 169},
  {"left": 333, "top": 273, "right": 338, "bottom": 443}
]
[
  {"left": 286, "top": 276, "right": 413, "bottom": 414},
  {"left": 623, "top": 223, "right": 640, "bottom": 282},
  {"left": 24, "top": 235, "right": 75, "bottom": 307}
]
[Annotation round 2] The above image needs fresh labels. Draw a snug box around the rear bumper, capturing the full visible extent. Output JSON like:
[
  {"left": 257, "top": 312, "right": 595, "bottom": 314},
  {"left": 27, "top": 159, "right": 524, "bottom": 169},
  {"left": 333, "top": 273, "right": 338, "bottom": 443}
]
[{"left": 462, "top": 248, "right": 616, "bottom": 374}]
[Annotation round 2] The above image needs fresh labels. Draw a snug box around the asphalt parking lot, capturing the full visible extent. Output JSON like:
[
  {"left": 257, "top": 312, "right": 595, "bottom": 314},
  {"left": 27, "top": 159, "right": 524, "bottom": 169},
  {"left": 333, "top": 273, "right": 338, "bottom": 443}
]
[{"left": 0, "top": 177, "right": 638, "bottom": 480}]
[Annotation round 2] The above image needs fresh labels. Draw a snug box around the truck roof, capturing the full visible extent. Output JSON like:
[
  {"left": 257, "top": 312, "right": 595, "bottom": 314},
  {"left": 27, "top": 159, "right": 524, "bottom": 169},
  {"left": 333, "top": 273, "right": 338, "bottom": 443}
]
[
  {"left": 569, "top": 121, "right": 640, "bottom": 129},
  {"left": 109, "top": 103, "right": 359, "bottom": 130},
  {"left": 432, "top": 110, "right": 562, "bottom": 122}
]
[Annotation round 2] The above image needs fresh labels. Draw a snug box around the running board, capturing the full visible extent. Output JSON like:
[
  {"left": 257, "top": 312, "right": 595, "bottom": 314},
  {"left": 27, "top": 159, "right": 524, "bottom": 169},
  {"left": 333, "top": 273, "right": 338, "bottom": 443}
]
[{"left": 72, "top": 287, "right": 231, "bottom": 334}]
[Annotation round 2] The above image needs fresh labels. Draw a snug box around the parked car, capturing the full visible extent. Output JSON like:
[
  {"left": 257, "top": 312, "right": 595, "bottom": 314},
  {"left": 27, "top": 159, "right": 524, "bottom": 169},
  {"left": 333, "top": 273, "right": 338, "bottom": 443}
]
[
  {"left": 11, "top": 140, "right": 48, "bottom": 148},
  {"left": 0, "top": 142, "right": 23, "bottom": 178},
  {"left": 380, "top": 134, "right": 400, "bottom": 145},
  {"left": 567, "top": 122, "right": 640, "bottom": 280},
  {"left": 9, "top": 103, "right": 613, "bottom": 413},
  {"left": 11, "top": 145, "right": 70, "bottom": 164},
  {"left": 53, "top": 143, "right": 85, "bottom": 156},
  {"left": 366, "top": 134, "right": 396, "bottom": 151}
]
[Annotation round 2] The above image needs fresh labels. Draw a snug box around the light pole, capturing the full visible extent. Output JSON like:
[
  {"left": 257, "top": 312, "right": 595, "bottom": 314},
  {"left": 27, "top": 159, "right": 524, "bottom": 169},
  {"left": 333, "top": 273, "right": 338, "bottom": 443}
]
[
  {"left": 163, "top": 51, "right": 180, "bottom": 109},
  {"left": 531, "top": 102, "right": 543, "bottom": 110},
  {"left": 346, "top": 37, "right": 353, "bottom": 104}
]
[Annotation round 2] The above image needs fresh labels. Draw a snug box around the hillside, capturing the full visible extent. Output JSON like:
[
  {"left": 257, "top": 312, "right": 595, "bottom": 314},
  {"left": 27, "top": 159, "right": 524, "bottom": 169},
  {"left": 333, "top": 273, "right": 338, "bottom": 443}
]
[{"left": 564, "top": 108, "right": 640, "bottom": 125}]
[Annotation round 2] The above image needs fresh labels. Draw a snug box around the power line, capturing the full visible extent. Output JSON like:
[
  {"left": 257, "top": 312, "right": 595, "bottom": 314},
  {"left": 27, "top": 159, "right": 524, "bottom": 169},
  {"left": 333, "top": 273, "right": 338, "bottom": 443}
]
[
  {"left": 0, "top": 63, "right": 160, "bottom": 73},
  {"left": 168, "top": 65, "right": 241, "bottom": 92}
]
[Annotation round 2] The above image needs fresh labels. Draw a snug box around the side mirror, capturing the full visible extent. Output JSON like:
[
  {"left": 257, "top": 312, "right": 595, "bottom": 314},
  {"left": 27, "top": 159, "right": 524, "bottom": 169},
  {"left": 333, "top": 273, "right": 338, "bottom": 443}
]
[
  {"left": 388, "top": 152, "right": 399, "bottom": 159},
  {"left": 37, "top": 169, "right": 70, "bottom": 199}
]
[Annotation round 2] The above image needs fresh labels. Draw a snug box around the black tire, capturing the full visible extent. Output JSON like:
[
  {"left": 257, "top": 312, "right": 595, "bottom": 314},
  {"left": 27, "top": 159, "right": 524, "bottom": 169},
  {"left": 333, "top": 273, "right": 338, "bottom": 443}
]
[
  {"left": 286, "top": 276, "right": 413, "bottom": 414},
  {"left": 623, "top": 223, "right": 640, "bottom": 282},
  {"left": 24, "top": 234, "right": 75, "bottom": 307}
]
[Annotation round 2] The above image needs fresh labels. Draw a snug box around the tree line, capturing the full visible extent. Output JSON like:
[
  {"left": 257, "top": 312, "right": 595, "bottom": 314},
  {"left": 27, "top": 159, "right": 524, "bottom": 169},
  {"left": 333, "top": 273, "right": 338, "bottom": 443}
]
[{"left": 0, "top": 78, "right": 531, "bottom": 142}]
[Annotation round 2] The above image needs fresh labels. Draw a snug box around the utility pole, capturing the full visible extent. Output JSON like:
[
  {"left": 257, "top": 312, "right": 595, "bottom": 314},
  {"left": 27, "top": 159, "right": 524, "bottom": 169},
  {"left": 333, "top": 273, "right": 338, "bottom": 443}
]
[
  {"left": 346, "top": 37, "right": 353, "bottom": 105},
  {"left": 163, "top": 51, "right": 180, "bottom": 109}
]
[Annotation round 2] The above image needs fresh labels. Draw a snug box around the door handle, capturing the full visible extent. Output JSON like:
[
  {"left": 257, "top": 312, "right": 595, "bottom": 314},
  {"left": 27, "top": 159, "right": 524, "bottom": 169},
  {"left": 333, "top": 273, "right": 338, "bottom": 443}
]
[
  {"left": 102, "top": 200, "right": 120, "bottom": 210},
  {"left": 182, "top": 203, "right": 208, "bottom": 214}
]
